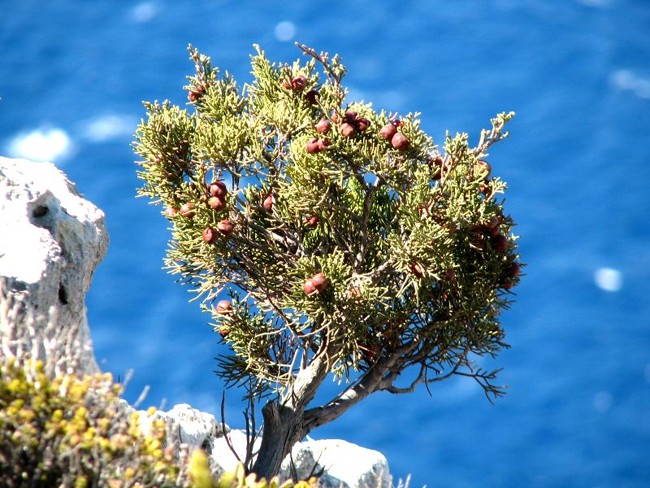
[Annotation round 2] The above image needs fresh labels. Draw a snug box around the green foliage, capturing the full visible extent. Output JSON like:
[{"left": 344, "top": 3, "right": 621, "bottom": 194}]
[{"left": 133, "top": 44, "right": 521, "bottom": 400}]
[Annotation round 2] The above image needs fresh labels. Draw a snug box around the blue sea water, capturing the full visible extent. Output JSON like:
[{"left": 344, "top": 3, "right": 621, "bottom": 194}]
[{"left": 2, "top": 1, "right": 650, "bottom": 486}]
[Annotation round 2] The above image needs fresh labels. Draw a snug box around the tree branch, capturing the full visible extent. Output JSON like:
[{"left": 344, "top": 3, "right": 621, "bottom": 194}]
[{"left": 302, "top": 340, "right": 418, "bottom": 431}]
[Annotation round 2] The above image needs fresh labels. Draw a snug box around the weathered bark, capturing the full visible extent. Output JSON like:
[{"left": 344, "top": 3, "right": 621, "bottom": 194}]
[
  {"left": 251, "top": 354, "right": 329, "bottom": 478},
  {"left": 251, "top": 402, "right": 307, "bottom": 479}
]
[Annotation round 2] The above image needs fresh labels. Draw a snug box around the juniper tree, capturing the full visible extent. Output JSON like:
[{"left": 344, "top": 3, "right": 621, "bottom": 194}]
[{"left": 133, "top": 44, "right": 522, "bottom": 479}]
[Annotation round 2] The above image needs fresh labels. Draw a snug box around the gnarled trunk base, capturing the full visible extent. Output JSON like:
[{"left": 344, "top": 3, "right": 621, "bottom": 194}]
[{"left": 250, "top": 401, "right": 307, "bottom": 479}]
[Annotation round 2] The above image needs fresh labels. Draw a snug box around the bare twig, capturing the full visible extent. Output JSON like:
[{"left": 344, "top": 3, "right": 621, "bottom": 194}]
[{"left": 221, "top": 392, "right": 243, "bottom": 465}]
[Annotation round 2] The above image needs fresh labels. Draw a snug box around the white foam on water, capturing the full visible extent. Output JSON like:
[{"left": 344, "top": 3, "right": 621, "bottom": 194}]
[
  {"left": 610, "top": 70, "right": 650, "bottom": 99},
  {"left": 6, "top": 127, "right": 74, "bottom": 163},
  {"left": 81, "top": 114, "right": 136, "bottom": 143},
  {"left": 593, "top": 267, "right": 623, "bottom": 292},
  {"left": 274, "top": 21, "right": 296, "bottom": 42},
  {"left": 131, "top": 2, "right": 158, "bottom": 23}
]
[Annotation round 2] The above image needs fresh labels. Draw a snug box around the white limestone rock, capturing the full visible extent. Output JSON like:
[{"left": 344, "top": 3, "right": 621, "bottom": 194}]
[
  {"left": 142, "top": 404, "right": 393, "bottom": 487},
  {"left": 0, "top": 157, "right": 108, "bottom": 375},
  {"left": 139, "top": 403, "right": 228, "bottom": 452},
  {"left": 138, "top": 402, "right": 244, "bottom": 479},
  {"left": 142, "top": 403, "right": 260, "bottom": 478},
  {"left": 281, "top": 439, "right": 392, "bottom": 488},
  {"left": 209, "top": 428, "right": 258, "bottom": 476}
]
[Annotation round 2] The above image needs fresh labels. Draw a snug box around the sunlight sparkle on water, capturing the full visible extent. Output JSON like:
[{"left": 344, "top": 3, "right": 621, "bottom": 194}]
[
  {"left": 593, "top": 267, "right": 623, "bottom": 292},
  {"left": 6, "top": 127, "right": 73, "bottom": 163},
  {"left": 275, "top": 21, "right": 296, "bottom": 42}
]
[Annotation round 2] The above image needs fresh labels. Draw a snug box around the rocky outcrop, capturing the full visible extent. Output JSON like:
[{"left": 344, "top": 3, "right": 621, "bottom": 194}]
[
  {"left": 0, "top": 157, "right": 392, "bottom": 487},
  {"left": 0, "top": 157, "right": 108, "bottom": 376},
  {"left": 281, "top": 439, "right": 392, "bottom": 488},
  {"left": 139, "top": 403, "right": 392, "bottom": 487}
]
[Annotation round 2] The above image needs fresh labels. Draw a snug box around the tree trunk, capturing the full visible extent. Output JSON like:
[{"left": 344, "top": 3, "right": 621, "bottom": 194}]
[
  {"left": 250, "top": 354, "right": 329, "bottom": 479},
  {"left": 250, "top": 401, "right": 307, "bottom": 479}
]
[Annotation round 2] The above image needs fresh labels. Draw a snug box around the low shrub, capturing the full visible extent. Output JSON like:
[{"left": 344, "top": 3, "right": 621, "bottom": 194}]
[{"left": 0, "top": 357, "right": 316, "bottom": 487}]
